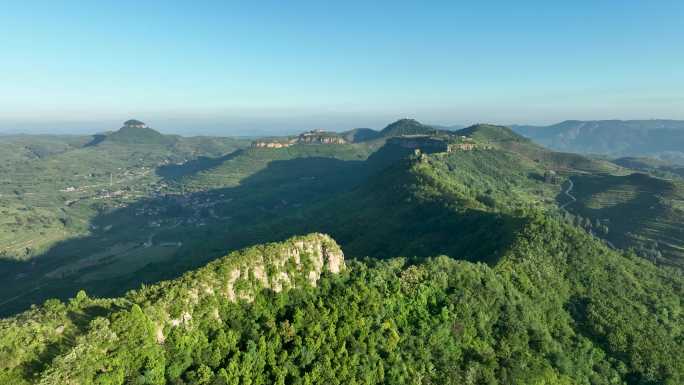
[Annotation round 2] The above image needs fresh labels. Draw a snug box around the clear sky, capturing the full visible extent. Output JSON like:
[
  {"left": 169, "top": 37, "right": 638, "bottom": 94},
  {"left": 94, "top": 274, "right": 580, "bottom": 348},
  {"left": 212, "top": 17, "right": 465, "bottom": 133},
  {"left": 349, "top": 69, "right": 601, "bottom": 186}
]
[{"left": 1, "top": 1, "right": 683, "bottom": 135}]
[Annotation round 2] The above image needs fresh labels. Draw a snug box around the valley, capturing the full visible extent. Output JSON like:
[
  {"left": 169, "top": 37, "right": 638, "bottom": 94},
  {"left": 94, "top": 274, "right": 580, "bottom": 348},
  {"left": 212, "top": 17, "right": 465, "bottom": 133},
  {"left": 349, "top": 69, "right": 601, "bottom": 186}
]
[
  {"left": 3, "top": 118, "right": 683, "bottom": 318},
  {"left": 1, "top": 118, "right": 683, "bottom": 384}
]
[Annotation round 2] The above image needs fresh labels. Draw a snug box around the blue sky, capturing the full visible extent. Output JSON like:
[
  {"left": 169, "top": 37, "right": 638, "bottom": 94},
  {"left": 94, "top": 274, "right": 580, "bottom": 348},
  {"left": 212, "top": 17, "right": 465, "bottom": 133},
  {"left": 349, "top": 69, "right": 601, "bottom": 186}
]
[{"left": 1, "top": 1, "right": 683, "bottom": 135}]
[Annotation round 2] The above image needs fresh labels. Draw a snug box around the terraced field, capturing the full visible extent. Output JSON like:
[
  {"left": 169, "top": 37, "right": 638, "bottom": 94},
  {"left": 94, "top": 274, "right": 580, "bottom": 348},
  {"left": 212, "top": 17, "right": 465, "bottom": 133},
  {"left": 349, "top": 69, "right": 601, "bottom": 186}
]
[{"left": 567, "top": 173, "right": 684, "bottom": 267}]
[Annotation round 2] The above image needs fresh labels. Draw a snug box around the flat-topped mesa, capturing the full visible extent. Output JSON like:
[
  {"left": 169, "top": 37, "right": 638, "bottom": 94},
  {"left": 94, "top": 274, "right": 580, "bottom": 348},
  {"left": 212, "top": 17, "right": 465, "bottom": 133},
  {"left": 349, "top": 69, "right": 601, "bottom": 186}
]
[
  {"left": 252, "top": 129, "right": 347, "bottom": 148},
  {"left": 252, "top": 139, "right": 295, "bottom": 148},
  {"left": 122, "top": 119, "right": 148, "bottom": 129},
  {"left": 104, "top": 119, "right": 172, "bottom": 145},
  {"left": 297, "top": 129, "right": 347, "bottom": 144}
]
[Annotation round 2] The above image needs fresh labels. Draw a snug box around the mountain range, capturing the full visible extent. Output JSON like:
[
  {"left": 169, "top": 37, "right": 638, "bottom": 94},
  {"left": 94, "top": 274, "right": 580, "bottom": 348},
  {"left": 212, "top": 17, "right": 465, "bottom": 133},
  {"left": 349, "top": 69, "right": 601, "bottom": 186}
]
[
  {"left": 0, "top": 118, "right": 682, "bottom": 384},
  {"left": 512, "top": 119, "right": 684, "bottom": 164}
]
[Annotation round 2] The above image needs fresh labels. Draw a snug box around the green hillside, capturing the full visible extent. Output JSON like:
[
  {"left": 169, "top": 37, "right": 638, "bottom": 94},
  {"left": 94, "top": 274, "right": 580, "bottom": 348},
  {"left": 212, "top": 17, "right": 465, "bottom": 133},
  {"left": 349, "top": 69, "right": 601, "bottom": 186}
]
[
  {"left": 103, "top": 124, "right": 177, "bottom": 146},
  {"left": 465, "top": 124, "right": 684, "bottom": 267},
  {"left": 0, "top": 135, "right": 556, "bottom": 315},
  {"left": 0, "top": 134, "right": 92, "bottom": 162},
  {"left": 612, "top": 157, "right": 684, "bottom": 179},
  {"left": 1, "top": 217, "right": 682, "bottom": 384},
  {"left": 172, "top": 142, "right": 381, "bottom": 191},
  {"left": 334, "top": 119, "right": 446, "bottom": 143},
  {"left": 3, "top": 120, "right": 684, "bottom": 318},
  {"left": 340, "top": 127, "right": 382, "bottom": 142},
  {"left": 460, "top": 124, "right": 622, "bottom": 174},
  {"left": 457, "top": 123, "right": 525, "bottom": 142},
  {"left": 0, "top": 139, "right": 385, "bottom": 315},
  {"left": 564, "top": 172, "right": 684, "bottom": 268},
  {"left": 379, "top": 118, "right": 443, "bottom": 137},
  {"left": 0, "top": 127, "right": 248, "bottom": 261},
  {"left": 280, "top": 147, "right": 556, "bottom": 262},
  {"left": 1, "top": 120, "right": 684, "bottom": 384}
]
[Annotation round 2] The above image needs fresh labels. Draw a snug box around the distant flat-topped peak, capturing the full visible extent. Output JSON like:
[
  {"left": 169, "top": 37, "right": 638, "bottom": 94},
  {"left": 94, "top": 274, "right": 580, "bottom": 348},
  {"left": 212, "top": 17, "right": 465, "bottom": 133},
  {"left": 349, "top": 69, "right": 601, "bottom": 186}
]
[
  {"left": 122, "top": 119, "right": 147, "bottom": 128},
  {"left": 101, "top": 119, "right": 174, "bottom": 145}
]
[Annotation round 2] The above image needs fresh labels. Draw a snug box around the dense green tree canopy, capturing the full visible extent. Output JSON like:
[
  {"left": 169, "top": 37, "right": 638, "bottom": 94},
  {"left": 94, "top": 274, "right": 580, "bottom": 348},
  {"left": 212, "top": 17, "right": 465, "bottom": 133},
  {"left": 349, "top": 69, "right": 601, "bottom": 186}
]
[{"left": 1, "top": 213, "right": 682, "bottom": 384}]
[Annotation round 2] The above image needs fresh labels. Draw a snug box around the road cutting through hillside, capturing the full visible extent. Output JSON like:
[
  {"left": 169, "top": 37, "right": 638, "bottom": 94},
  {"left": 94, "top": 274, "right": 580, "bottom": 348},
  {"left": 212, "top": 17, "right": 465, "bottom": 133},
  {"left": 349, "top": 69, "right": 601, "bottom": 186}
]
[{"left": 560, "top": 178, "right": 576, "bottom": 209}]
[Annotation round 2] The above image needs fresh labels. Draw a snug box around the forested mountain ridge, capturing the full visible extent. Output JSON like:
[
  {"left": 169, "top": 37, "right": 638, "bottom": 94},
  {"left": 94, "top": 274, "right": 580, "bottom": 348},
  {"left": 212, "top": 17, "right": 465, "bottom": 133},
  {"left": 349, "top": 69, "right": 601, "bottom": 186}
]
[
  {"left": 3, "top": 120, "right": 684, "bottom": 318},
  {"left": 512, "top": 119, "right": 684, "bottom": 164},
  {"left": 0, "top": 233, "right": 346, "bottom": 384},
  {"left": 336, "top": 118, "right": 447, "bottom": 143},
  {"left": 1, "top": 212, "right": 681, "bottom": 384},
  {"left": 460, "top": 124, "right": 621, "bottom": 174},
  {"left": 1, "top": 120, "right": 684, "bottom": 384},
  {"left": 378, "top": 118, "right": 442, "bottom": 137}
]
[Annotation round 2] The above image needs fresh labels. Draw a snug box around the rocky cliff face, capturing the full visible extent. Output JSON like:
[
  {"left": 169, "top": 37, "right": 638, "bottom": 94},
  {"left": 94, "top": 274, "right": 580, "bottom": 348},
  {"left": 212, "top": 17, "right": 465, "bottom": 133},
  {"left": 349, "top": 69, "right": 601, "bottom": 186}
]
[
  {"left": 252, "top": 140, "right": 294, "bottom": 148},
  {"left": 0, "top": 234, "right": 346, "bottom": 380},
  {"left": 251, "top": 130, "right": 348, "bottom": 148},
  {"left": 140, "top": 233, "right": 345, "bottom": 341},
  {"left": 297, "top": 132, "right": 347, "bottom": 144}
]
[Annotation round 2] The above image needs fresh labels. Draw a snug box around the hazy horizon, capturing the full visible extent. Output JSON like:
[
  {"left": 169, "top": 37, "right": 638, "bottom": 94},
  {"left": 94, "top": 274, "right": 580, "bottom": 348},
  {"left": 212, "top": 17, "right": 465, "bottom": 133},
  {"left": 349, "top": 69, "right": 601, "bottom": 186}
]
[
  {"left": 2, "top": 1, "right": 683, "bottom": 135},
  {"left": 3, "top": 114, "right": 684, "bottom": 137}
]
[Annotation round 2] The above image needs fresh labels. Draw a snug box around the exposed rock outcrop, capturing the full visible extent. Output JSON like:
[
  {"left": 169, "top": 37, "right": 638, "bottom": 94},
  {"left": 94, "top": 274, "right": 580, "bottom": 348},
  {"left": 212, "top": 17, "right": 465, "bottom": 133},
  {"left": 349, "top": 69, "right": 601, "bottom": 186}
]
[
  {"left": 297, "top": 130, "right": 347, "bottom": 144},
  {"left": 122, "top": 119, "right": 147, "bottom": 129},
  {"left": 251, "top": 129, "right": 347, "bottom": 148},
  {"left": 145, "top": 233, "right": 345, "bottom": 341},
  {"left": 252, "top": 140, "right": 294, "bottom": 149}
]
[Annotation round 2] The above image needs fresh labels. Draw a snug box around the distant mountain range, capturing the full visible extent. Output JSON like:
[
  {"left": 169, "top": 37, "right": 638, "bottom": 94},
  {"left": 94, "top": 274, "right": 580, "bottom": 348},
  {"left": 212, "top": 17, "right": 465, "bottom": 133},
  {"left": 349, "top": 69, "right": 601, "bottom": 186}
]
[
  {"left": 511, "top": 119, "right": 684, "bottom": 164},
  {"left": 343, "top": 120, "right": 464, "bottom": 141}
]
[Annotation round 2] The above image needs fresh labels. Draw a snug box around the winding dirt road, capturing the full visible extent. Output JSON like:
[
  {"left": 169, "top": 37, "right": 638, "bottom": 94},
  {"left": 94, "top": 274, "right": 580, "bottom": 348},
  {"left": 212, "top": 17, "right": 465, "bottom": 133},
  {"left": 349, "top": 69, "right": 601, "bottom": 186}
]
[{"left": 560, "top": 178, "right": 576, "bottom": 209}]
